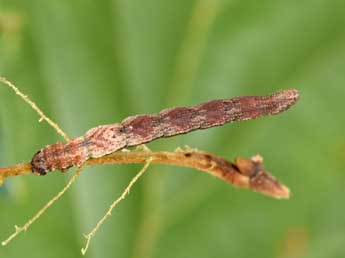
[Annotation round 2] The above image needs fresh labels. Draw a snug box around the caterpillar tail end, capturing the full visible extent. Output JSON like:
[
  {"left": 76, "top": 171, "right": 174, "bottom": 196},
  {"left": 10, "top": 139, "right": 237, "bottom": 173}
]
[{"left": 271, "top": 88, "right": 300, "bottom": 114}]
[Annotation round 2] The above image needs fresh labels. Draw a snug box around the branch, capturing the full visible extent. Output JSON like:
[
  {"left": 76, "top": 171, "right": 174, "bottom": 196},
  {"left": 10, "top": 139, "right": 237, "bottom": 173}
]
[
  {"left": 0, "top": 147, "right": 289, "bottom": 199},
  {"left": 0, "top": 163, "right": 32, "bottom": 185},
  {"left": 0, "top": 76, "right": 70, "bottom": 141}
]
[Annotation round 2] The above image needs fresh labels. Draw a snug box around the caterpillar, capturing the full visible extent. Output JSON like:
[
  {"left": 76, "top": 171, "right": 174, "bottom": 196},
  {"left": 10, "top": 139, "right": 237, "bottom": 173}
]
[{"left": 31, "top": 89, "right": 299, "bottom": 175}]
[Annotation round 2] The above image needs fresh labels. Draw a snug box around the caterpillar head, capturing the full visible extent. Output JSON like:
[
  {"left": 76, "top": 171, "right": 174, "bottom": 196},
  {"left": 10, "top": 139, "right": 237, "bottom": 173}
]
[{"left": 31, "top": 150, "right": 50, "bottom": 175}]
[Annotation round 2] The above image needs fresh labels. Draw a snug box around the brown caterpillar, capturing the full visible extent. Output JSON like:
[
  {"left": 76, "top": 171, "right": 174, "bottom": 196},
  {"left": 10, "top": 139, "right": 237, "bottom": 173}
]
[{"left": 31, "top": 89, "right": 299, "bottom": 175}]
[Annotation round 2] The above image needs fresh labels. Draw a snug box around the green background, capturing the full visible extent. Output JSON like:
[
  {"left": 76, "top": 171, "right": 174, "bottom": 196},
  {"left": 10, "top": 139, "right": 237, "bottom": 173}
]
[{"left": 1, "top": 0, "right": 344, "bottom": 257}]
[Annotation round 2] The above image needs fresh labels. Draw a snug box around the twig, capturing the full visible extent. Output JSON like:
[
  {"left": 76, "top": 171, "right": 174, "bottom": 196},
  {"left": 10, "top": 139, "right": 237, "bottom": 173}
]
[
  {"left": 81, "top": 157, "right": 153, "bottom": 255},
  {"left": 0, "top": 147, "right": 289, "bottom": 199},
  {"left": 1, "top": 166, "right": 83, "bottom": 246},
  {"left": 0, "top": 163, "right": 31, "bottom": 185},
  {"left": 0, "top": 76, "right": 70, "bottom": 141}
]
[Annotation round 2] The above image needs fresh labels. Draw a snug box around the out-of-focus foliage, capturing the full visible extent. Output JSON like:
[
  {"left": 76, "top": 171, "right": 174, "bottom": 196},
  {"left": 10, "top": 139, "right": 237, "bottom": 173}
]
[{"left": 0, "top": 0, "right": 345, "bottom": 257}]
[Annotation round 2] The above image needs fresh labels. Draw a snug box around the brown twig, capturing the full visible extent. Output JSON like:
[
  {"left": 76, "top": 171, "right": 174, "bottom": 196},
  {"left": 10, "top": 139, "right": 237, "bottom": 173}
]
[
  {"left": 0, "top": 147, "right": 289, "bottom": 199},
  {"left": 0, "top": 163, "right": 31, "bottom": 185}
]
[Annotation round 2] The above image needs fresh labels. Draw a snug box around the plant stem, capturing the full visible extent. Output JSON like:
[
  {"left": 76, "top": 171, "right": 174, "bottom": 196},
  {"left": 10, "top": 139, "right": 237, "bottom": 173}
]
[{"left": 0, "top": 147, "right": 289, "bottom": 199}]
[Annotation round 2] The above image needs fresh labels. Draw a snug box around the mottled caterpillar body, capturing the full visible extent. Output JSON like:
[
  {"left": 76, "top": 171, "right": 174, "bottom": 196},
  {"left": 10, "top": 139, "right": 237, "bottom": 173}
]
[{"left": 31, "top": 89, "right": 299, "bottom": 175}]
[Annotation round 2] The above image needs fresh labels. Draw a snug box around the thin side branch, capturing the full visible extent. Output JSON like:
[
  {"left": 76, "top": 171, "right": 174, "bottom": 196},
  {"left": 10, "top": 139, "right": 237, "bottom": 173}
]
[
  {"left": 81, "top": 157, "right": 153, "bottom": 255},
  {"left": 0, "top": 76, "right": 70, "bottom": 141},
  {"left": 1, "top": 166, "right": 83, "bottom": 246},
  {"left": 0, "top": 147, "right": 289, "bottom": 199}
]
